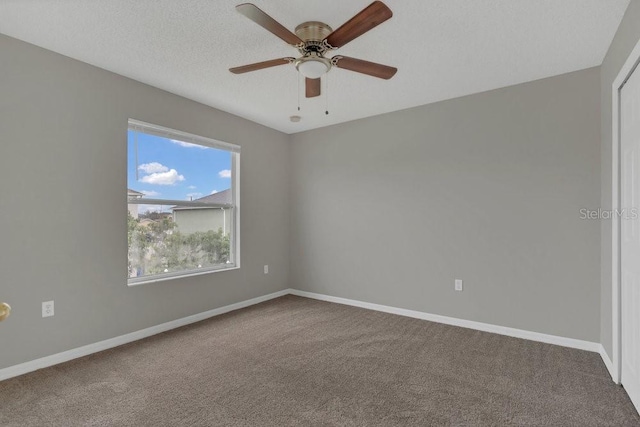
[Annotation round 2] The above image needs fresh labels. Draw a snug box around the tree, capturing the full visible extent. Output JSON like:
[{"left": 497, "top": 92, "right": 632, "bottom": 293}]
[{"left": 128, "top": 211, "right": 230, "bottom": 278}]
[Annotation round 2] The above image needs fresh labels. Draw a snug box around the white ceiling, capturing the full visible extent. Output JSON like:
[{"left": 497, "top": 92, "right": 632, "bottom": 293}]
[{"left": 0, "top": 0, "right": 630, "bottom": 134}]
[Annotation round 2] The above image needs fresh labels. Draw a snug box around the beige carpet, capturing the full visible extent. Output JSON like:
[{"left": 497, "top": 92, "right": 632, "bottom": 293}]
[{"left": 0, "top": 295, "right": 638, "bottom": 426}]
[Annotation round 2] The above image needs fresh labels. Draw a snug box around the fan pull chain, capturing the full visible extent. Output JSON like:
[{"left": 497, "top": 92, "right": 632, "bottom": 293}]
[
  {"left": 297, "top": 71, "right": 301, "bottom": 111},
  {"left": 325, "top": 73, "right": 329, "bottom": 115}
]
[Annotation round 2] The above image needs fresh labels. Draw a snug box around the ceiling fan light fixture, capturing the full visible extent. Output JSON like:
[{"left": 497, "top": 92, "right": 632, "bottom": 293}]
[{"left": 295, "top": 54, "right": 331, "bottom": 79}]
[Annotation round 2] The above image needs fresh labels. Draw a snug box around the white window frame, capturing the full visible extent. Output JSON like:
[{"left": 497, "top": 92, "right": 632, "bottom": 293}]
[{"left": 127, "top": 119, "right": 240, "bottom": 286}]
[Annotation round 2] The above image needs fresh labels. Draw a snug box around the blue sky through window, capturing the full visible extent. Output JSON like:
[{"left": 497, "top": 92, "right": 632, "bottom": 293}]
[{"left": 127, "top": 130, "right": 231, "bottom": 203}]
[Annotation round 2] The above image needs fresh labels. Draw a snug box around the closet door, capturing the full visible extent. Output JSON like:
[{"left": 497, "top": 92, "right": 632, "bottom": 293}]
[{"left": 621, "top": 62, "right": 640, "bottom": 413}]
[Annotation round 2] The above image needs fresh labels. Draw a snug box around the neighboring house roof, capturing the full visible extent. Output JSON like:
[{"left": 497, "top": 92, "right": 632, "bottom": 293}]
[
  {"left": 173, "top": 189, "right": 232, "bottom": 211},
  {"left": 128, "top": 188, "right": 144, "bottom": 198}
]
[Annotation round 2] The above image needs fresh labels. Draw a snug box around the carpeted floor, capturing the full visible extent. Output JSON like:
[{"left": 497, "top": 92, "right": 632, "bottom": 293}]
[{"left": 1, "top": 295, "right": 638, "bottom": 426}]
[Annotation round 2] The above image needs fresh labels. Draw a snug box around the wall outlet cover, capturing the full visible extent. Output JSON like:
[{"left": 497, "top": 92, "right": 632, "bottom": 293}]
[{"left": 42, "top": 301, "right": 54, "bottom": 317}]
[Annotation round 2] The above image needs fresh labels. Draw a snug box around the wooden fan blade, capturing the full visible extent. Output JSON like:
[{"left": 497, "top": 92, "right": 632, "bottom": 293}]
[
  {"left": 229, "top": 58, "right": 294, "bottom": 74},
  {"left": 332, "top": 56, "right": 397, "bottom": 79},
  {"left": 306, "top": 78, "right": 321, "bottom": 98},
  {"left": 236, "top": 3, "right": 303, "bottom": 46},
  {"left": 324, "top": 1, "right": 392, "bottom": 49}
]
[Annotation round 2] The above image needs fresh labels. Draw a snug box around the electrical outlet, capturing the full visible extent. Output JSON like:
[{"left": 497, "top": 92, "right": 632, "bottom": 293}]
[
  {"left": 42, "top": 301, "right": 54, "bottom": 317},
  {"left": 455, "top": 279, "right": 463, "bottom": 292},
  {"left": 264, "top": 265, "right": 269, "bottom": 274}
]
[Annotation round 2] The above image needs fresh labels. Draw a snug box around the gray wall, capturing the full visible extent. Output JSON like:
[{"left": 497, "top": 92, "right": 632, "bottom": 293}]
[
  {"left": 600, "top": 0, "right": 640, "bottom": 358},
  {"left": 290, "top": 68, "right": 601, "bottom": 342},
  {"left": 0, "top": 34, "right": 290, "bottom": 370}
]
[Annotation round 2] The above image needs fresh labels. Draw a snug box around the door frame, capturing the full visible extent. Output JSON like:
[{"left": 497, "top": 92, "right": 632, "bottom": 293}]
[{"left": 612, "top": 36, "right": 640, "bottom": 385}]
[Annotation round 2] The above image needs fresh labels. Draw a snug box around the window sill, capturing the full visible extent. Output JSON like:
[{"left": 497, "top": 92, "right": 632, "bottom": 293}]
[{"left": 127, "top": 265, "right": 239, "bottom": 287}]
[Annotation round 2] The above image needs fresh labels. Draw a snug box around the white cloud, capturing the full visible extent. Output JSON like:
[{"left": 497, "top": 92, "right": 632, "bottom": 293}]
[
  {"left": 140, "top": 169, "right": 185, "bottom": 185},
  {"left": 210, "top": 190, "right": 218, "bottom": 195},
  {"left": 138, "top": 162, "right": 168, "bottom": 174},
  {"left": 170, "top": 139, "right": 208, "bottom": 149},
  {"left": 140, "top": 190, "right": 160, "bottom": 197},
  {"left": 218, "top": 169, "right": 232, "bottom": 179},
  {"left": 187, "top": 185, "right": 197, "bottom": 190},
  {"left": 186, "top": 192, "right": 203, "bottom": 200}
]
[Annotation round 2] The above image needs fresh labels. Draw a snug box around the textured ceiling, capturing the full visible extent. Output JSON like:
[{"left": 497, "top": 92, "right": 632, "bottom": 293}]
[{"left": 0, "top": 0, "right": 630, "bottom": 134}]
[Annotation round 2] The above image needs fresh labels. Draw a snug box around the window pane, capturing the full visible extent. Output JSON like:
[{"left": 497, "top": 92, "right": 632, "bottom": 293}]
[
  {"left": 128, "top": 204, "right": 232, "bottom": 279},
  {"left": 126, "top": 121, "right": 239, "bottom": 283},
  {"left": 127, "top": 130, "right": 232, "bottom": 203}
]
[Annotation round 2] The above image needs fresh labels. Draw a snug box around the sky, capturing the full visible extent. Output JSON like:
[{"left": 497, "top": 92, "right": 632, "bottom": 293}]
[{"left": 127, "top": 130, "right": 231, "bottom": 206}]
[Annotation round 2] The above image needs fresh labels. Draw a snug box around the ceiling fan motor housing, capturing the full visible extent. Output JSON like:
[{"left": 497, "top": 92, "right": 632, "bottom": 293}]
[
  {"left": 293, "top": 21, "right": 334, "bottom": 78},
  {"left": 295, "top": 21, "right": 332, "bottom": 43},
  {"left": 295, "top": 21, "right": 333, "bottom": 54}
]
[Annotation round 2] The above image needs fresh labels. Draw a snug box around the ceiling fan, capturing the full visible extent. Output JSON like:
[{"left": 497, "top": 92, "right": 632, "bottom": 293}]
[{"left": 229, "top": 1, "right": 397, "bottom": 98}]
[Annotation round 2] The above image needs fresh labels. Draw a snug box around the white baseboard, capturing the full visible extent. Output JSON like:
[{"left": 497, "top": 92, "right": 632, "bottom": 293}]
[
  {"left": 599, "top": 345, "right": 616, "bottom": 381},
  {"left": 289, "top": 289, "right": 601, "bottom": 353},
  {"left": 0, "top": 288, "right": 610, "bottom": 383},
  {"left": 0, "top": 289, "right": 289, "bottom": 382}
]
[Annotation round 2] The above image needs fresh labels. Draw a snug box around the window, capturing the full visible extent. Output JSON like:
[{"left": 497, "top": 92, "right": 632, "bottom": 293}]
[{"left": 127, "top": 119, "right": 240, "bottom": 285}]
